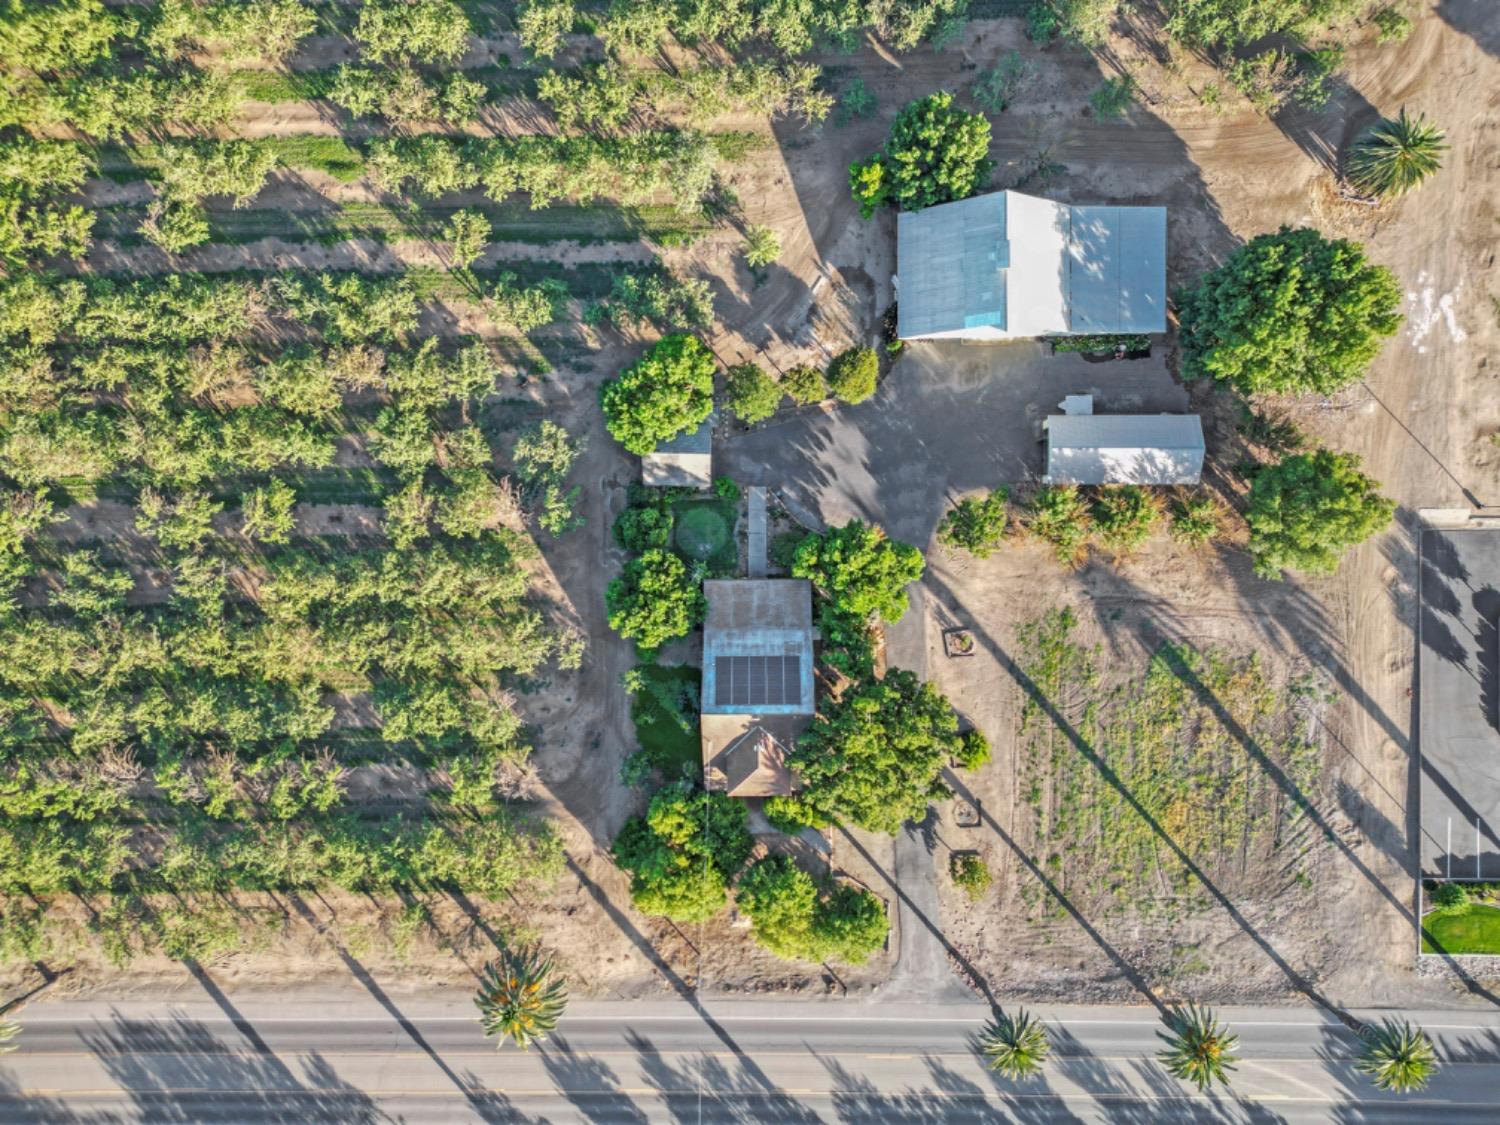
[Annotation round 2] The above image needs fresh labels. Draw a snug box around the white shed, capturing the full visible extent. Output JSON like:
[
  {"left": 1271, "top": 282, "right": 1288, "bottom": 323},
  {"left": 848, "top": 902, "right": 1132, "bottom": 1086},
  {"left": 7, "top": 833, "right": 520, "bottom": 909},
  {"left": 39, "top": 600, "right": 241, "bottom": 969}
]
[
  {"left": 641, "top": 415, "right": 712, "bottom": 488},
  {"left": 1044, "top": 414, "right": 1205, "bottom": 485},
  {"left": 895, "top": 190, "right": 1167, "bottom": 342}
]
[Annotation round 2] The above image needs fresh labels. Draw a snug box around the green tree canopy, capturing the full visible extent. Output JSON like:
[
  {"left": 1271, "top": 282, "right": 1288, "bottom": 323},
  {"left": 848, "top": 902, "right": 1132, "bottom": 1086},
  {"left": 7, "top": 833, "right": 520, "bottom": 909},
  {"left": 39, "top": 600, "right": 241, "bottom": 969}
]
[
  {"left": 792, "top": 520, "right": 924, "bottom": 624},
  {"left": 735, "top": 856, "right": 888, "bottom": 964},
  {"left": 852, "top": 92, "right": 991, "bottom": 215},
  {"left": 937, "top": 488, "right": 1009, "bottom": 558},
  {"left": 1177, "top": 227, "right": 1402, "bottom": 396},
  {"left": 825, "top": 346, "right": 879, "bottom": 405},
  {"left": 611, "top": 781, "right": 752, "bottom": 922},
  {"left": 598, "top": 334, "right": 715, "bottom": 455},
  {"left": 788, "top": 668, "right": 960, "bottom": 834},
  {"left": 723, "top": 362, "right": 782, "bottom": 425},
  {"left": 1162, "top": 0, "right": 1366, "bottom": 49},
  {"left": 1245, "top": 448, "right": 1394, "bottom": 578},
  {"left": 605, "top": 549, "right": 705, "bottom": 655}
]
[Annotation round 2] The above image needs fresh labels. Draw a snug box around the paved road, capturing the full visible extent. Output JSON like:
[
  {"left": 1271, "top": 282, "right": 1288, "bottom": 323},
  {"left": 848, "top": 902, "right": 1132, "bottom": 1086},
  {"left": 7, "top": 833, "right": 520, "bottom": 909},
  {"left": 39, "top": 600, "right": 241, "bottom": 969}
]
[{"left": 4, "top": 997, "right": 1500, "bottom": 1122}]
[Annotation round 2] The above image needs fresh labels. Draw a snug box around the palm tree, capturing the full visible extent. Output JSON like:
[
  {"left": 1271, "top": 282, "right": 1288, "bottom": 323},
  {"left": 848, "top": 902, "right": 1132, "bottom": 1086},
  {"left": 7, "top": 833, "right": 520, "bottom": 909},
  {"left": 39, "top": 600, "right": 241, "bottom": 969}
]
[
  {"left": 1356, "top": 1019, "right": 1438, "bottom": 1093},
  {"left": 1157, "top": 1003, "right": 1238, "bottom": 1092},
  {"left": 0, "top": 1018, "right": 18, "bottom": 1055},
  {"left": 978, "top": 1008, "right": 1051, "bottom": 1080},
  {"left": 475, "top": 945, "right": 567, "bottom": 1050},
  {"left": 1345, "top": 109, "right": 1447, "bottom": 199}
]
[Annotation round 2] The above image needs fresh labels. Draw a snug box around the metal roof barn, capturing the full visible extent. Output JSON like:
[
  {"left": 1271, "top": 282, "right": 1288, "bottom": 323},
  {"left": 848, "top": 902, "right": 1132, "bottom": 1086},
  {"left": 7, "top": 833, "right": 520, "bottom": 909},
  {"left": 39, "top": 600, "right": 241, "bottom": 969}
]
[
  {"left": 895, "top": 190, "right": 1167, "bottom": 341},
  {"left": 1044, "top": 414, "right": 1205, "bottom": 485}
]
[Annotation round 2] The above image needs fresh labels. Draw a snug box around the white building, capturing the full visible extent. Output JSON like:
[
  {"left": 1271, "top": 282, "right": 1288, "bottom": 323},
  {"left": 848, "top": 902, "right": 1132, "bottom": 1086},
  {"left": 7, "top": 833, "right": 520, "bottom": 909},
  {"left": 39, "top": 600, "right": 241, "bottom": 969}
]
[
  {"left": 895, "top": 190, "right": 1167, "bottom": 342},
  {"left": 641, "top": 415, "right": 712, "bottom": 488},
  {"left": 1044, "top": 408, "right": 1205, "bottom": 486}
]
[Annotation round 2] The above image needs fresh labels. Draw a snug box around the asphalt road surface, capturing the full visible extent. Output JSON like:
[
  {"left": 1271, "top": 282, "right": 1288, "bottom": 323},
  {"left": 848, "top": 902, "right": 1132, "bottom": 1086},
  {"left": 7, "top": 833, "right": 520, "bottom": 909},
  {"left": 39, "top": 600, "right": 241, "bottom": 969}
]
[{"left": 3, "top": 996, "right": 1500, "bottom": 1123}]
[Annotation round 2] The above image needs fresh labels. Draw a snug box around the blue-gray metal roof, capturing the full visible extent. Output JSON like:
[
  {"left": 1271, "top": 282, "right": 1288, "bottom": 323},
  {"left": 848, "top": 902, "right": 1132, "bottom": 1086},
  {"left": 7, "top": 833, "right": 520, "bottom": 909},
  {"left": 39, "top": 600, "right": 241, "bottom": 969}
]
[
  {"left": 896, "top": 193, "right": 1008, "bottom": 337},
  {"left": 701, "top": 580, "right": 815, "bottom": 716},
  {"left": 895, "top": 191, "right": 1167, "bottom": 338},
  {"left": 1067, "top": 206, "right": 1168, "bottom": 333}
]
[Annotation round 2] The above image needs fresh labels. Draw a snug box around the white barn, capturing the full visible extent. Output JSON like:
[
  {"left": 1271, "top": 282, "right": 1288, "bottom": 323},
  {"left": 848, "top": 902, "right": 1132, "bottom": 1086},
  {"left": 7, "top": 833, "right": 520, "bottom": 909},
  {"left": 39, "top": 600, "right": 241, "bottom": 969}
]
[
  {"left": 1044, "top": 413, "right": 1205, "bottom": 486},
  {"left": 895, "top": 190, "right": 1167, "bottom": 342}
]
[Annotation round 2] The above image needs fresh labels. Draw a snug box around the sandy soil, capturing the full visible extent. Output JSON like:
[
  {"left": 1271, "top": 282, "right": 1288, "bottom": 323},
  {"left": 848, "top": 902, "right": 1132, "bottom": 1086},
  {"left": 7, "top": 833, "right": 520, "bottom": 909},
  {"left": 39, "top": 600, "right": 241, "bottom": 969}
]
[{"left": 19, "top": 3, "right": 1500, "bottom": 1008}]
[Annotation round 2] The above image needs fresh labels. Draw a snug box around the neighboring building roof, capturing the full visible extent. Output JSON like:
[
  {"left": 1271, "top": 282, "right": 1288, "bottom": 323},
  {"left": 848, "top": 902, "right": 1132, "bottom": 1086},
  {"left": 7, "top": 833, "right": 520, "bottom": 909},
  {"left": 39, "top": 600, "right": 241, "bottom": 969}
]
[
  {"left": 702, "top": 714, "right": 803, "bottom": 798},
  {"left": 701, "top": 579, "right": 816, "bottom": 798},
  {"left": 1044, "top": 414, "right": 1205, "bottom": 485},
  {"left": 895, "top": 190, "right": 1167, "bottom": 340},
  {"left": 642, "top": 415, "right": 712, "bottom": 488}
]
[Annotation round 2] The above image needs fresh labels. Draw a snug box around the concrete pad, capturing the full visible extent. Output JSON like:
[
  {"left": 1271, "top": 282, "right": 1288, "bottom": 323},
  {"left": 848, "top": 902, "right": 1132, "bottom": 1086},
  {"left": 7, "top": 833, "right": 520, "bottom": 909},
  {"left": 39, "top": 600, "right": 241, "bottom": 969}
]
[
  {"left": 1418, "top": 528, "right": 1500, "bottom": 879},
  {"left": 747, "top": 485, "right": 768, "bottom": 577}
]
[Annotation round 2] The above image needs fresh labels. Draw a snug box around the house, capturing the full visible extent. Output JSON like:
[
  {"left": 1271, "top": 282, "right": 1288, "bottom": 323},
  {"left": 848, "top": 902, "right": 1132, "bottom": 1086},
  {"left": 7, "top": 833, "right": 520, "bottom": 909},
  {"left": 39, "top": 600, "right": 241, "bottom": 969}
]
[
  {"left": 642, "top": 414, "right": 712, "bottom": 488},
  {"left": 700, "top": 579, "right": 816, "bottom": 799},
  {"left": 894, "top": 189, "right": 1167, "bottom": 341},
  {"left": 1043, "top": 405, "right": 1205, "bottom": 486}
]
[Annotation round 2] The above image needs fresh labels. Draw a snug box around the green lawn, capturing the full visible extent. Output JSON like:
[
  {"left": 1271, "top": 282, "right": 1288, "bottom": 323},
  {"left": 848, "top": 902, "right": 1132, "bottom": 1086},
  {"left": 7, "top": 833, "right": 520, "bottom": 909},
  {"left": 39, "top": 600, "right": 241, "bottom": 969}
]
[
  {"left": 672, "top": 498, "right": 738, "bottom": 574},
  {"left": 629, "top": 664, "right": 702, "bottom": 776},
  {"left": 1422, "top": 904, "right": 1500, "bottom": 954}
]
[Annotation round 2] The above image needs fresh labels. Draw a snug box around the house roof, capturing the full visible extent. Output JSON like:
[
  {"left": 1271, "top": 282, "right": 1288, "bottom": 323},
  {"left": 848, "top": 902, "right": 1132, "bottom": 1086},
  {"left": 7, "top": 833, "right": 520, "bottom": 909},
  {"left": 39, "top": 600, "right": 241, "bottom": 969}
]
[
  {"left": 642, "top": 414, "right": 712, "bottom": 487},
  {"left": 702, "top": 714, "right": 804, "bottom": 798},
  {"left": 700, "top": 580, "right": 815, "bottom": 795},
  {"left": 701, "top": 579, "right": 815, "bottom": 716},
  {"left": 895, "top": 190, "right": 1167, "bottom": 338},
  {"left": 1044, "top": 414, "right": 1205, "bottom": 485}
]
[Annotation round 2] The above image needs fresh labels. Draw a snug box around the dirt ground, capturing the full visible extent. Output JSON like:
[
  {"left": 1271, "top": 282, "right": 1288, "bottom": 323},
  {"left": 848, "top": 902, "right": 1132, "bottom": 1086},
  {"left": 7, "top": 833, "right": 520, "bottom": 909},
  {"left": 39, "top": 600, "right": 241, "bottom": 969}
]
[{"left": 20, "top": 2, "right": 1500, "bottom": 1010}]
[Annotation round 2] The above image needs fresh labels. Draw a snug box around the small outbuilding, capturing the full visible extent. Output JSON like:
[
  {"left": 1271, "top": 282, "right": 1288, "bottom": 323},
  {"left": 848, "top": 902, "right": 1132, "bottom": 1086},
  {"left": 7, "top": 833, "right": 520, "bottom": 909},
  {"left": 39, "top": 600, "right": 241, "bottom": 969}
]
[
  {"left": 642, "top": 415, "right": 712, "bottom": 488},
  {"left": 894, "top": 189, "right": 1167, "bottom": 341},
  {"left": 700, "top": 579, "right": 816, "bottom": 799},
  {"left": 1044, "top": 412, "right": 1205, "bottom": 485}
]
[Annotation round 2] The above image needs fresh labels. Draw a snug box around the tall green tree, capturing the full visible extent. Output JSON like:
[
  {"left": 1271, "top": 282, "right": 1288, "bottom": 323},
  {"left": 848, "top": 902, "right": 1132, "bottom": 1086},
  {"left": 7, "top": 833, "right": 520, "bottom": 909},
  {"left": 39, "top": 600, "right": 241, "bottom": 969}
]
[
  {"left": 605, "top": 549, "right": 705, "bottom": 655},
  {"left": 475, "top": 945, "right": 568, "bottom": 1049},
  {"left": 788, "top": 669, "right": 960, "bottom": 834},
  {"left": 1177, "top": 227, "right": 1401, "bottom": 396},
  {"left": 611, "top": 781, "right": 752, "bottom": 921},
  {"left": 852, "top": 93, "right": 991, "bottom": 215},
  {"left": 598, "top": 334, "right": 715, "bottom": 456},
  {"left": 1245, "top": 448, "right": 1394, "bottom": 578},
  {"left": 1346, "top": 109, "right": 1447, "bottom": 199},
  {"left": 791, "top": 520, "right": 923, "bottom": 624},
  {"left": 735, "top": 856, "right": 888, "bottom": 964}
]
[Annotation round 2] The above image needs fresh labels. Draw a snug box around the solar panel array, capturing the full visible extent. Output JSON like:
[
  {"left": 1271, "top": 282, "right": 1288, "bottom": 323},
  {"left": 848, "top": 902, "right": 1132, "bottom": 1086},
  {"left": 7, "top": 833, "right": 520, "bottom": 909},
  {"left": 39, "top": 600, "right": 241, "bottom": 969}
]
[{"left": 714, "top": 655, "right": 800, "bottom": 708}]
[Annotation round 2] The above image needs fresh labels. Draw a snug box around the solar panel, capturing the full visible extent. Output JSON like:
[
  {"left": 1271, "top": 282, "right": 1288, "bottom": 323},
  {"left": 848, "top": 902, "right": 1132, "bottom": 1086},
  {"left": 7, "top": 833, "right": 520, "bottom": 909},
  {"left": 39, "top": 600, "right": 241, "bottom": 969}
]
[{"left": 714, "top": 655, "right": 800, "bottom": 708}]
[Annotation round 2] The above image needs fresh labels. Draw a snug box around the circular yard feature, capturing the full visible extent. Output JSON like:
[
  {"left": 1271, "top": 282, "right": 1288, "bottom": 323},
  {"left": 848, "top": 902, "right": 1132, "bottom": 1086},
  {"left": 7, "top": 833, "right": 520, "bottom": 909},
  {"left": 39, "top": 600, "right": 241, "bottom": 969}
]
[{"left": 674, "top": 505, "right": 730, "bottom": 560}]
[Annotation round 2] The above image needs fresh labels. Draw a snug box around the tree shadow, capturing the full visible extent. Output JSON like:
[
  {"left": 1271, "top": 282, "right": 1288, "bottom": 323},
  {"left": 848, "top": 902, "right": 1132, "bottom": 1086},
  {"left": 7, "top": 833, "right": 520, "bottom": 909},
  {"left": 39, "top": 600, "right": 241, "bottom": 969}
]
[
  {"left": 924, "top": 569, "right": 1370, "bottom": 1027},
  {"left": 834, "top": 827, "right": 993, "bottom": 1007},
  {"left": 77, "top": 1012, "right": 393, "bottom": 1124},
  {"left": 622, "top": 1029, "right": 821, "bottom": 1123},
  {"left": 537, "top": 1035, "right": 649, "bottom": 1123},
  {"left": 1270, "top": 74, "right": 1379, "bottom": 177},
  {"left": 1437, "top": 0, "right": 1500, "bottom": 58}
]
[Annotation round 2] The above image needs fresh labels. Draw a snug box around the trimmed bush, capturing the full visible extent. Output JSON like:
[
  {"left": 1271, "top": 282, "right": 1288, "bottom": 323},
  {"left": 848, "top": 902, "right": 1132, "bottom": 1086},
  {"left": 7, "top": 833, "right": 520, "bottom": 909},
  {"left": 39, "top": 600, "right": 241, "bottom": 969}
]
[
  {"left": 724, "top": 362, "right": 783, "bottom": 425},
  {"left": 826, "top": 346, "right": 879, "bottom": 405},
  {"left": 782, "top": 364, "right": 827, "bottom": 405}
]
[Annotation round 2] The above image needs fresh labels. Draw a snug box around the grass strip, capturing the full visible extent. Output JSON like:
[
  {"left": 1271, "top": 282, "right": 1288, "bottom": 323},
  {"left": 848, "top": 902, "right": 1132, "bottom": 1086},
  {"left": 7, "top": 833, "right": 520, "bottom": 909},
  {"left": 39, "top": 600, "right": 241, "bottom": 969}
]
[{"left": 92, "top": 199, "right": 709, "bottom": 247}]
